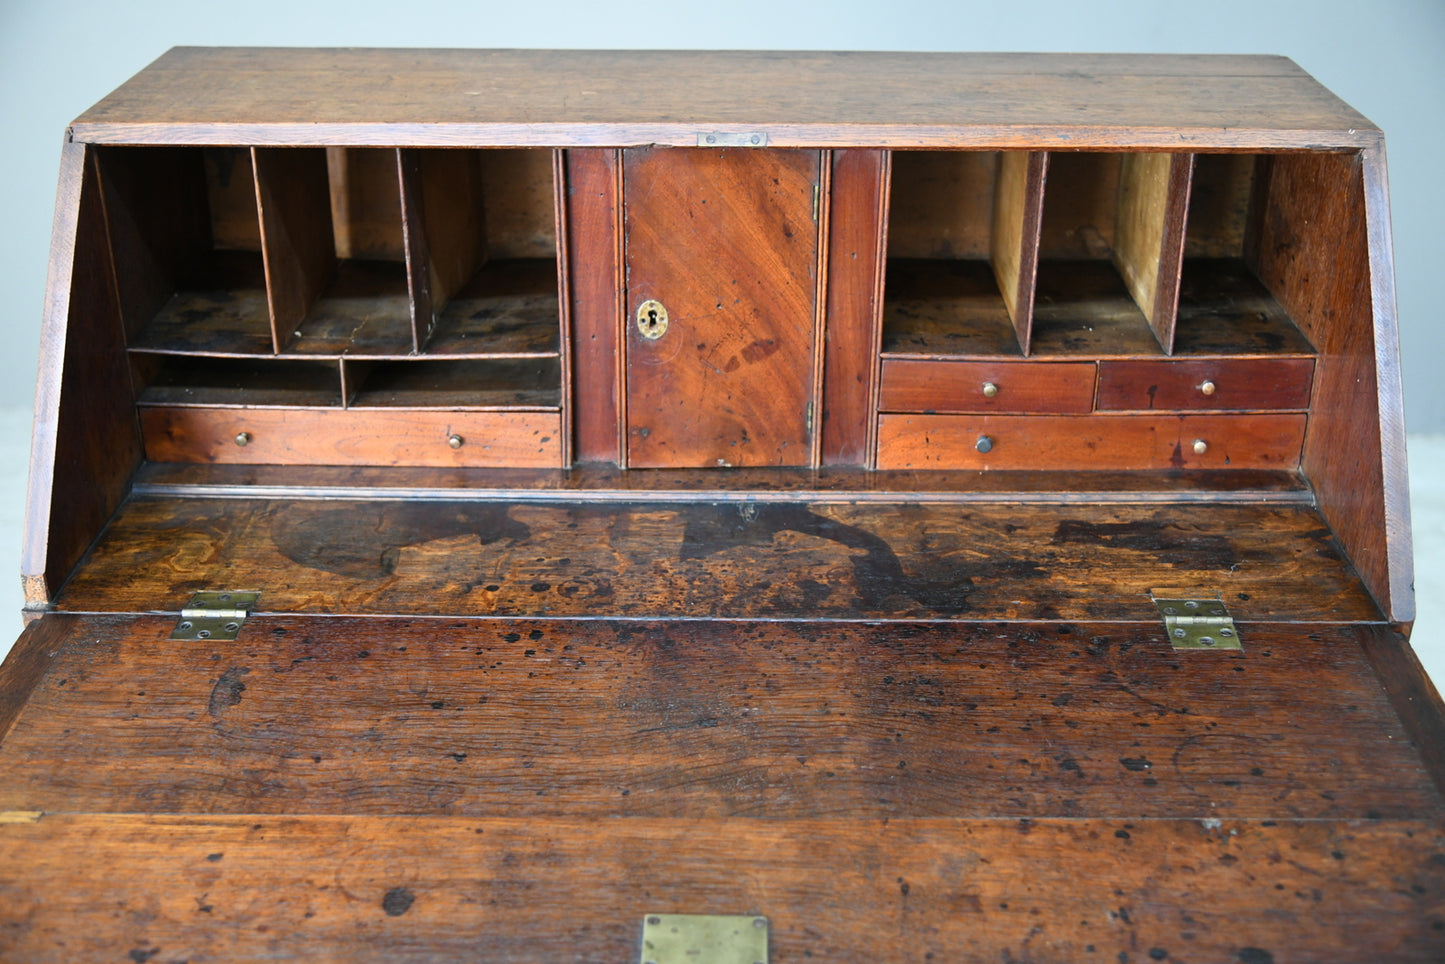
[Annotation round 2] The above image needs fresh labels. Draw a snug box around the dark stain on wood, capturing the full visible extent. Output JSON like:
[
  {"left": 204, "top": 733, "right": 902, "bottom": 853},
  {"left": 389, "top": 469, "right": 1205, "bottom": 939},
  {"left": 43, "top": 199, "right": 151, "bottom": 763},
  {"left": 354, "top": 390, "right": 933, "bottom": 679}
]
[{"left": 207, "top": 666, "right": 249, "bottom": 717}]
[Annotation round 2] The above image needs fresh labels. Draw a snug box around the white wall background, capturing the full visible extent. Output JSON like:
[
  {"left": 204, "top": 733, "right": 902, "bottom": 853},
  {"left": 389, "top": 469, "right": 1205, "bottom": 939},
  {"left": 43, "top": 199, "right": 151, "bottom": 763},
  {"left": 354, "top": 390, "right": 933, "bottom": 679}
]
[{"left": 0, "top": 1, "right": 1441, "bottom": 676}]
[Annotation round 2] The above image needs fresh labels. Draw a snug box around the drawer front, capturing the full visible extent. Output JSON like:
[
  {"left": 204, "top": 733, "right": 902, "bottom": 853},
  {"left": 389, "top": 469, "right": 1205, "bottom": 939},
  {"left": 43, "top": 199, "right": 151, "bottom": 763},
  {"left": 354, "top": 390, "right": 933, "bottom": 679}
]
[
  {"left": 140, "top": 408, "right": 563, "bottom": 467},
  {"left": 1097, "top": 358, "right": 1314, "bottom": 411},
  {"left": 877, "top": 413, "right": 1307, "bottom": 471},
  {"left": 879, "top": 359, "right": 1096, "bottom": 414}
]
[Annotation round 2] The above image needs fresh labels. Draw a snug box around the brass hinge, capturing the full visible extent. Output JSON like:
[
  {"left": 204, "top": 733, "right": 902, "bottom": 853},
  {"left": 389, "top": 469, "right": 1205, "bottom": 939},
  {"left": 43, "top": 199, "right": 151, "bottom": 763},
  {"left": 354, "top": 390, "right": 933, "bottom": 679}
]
[
  {"left": 172, "top": 591, "right": 261, "bottom": 641},
  {"left": 1151, "top": 591, "right": 1242, "bottom": 651},
  {"left": 640, "top": 915, "right": 768, "bottom": 964},
  {"left": 697, "top": 131, "right": 768, "bottom": 148}
]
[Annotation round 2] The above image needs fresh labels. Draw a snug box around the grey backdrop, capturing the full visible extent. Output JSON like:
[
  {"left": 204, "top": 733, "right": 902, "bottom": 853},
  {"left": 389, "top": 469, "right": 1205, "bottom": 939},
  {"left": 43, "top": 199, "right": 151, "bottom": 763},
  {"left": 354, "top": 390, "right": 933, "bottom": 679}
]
[{"left": 3, "top": 0, "right": 1441, "bottom": 435}]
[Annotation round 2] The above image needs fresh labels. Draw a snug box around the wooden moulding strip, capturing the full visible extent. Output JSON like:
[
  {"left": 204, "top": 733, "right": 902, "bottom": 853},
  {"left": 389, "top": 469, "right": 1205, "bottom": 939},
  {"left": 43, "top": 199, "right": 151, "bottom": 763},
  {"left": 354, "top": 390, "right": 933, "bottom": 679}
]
[
  {"left": 820, "top": 149, "right": 887, "bottom": 466},
  {"left": 990, "top": 150, "right": 1047, "bottom": 355},
  {"left": 809, "top": 150, "right": 832, "bottom": 469},
  {"left": 553, "top": 148, "right": 574, "bottom": 468},
  {"left": 564, "top": 149, "right": 624, "bottom": 464},
  {"left": 1114, "top": 152, "right": 1193, "bottom": 354},
  {"left": 252, "top": 146, "right": 334, "bottom": 353}
]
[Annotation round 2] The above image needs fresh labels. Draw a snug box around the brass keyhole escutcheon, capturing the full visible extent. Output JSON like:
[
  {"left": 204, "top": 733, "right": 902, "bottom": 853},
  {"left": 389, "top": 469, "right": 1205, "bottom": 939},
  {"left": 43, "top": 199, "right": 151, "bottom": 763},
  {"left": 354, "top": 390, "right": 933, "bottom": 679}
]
[{"left": 636, "top": 300, "right": 669, "bottom": 341}]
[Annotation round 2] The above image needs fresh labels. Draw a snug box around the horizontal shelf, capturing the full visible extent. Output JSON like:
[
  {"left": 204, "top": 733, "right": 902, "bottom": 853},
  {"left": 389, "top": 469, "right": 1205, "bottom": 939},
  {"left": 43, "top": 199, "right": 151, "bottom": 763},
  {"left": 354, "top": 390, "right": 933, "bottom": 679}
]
[
  {"left": 426, "top": 258, "right": 561, "bottom": 356},
  {"left": 348, "top": 358, "right": 561, "bottom": 410},
  {"left": 1173, "top": 258, "right": 1317, "bottom": 355},
  {"left": 880, "top": 259, "right": 1021, "bottom": 357},
  {"left": 128, "top": 250, "right": 274, "bottom": 356},
  {"left": 136, "top": 357, "right": 342, "bottom": 408}
]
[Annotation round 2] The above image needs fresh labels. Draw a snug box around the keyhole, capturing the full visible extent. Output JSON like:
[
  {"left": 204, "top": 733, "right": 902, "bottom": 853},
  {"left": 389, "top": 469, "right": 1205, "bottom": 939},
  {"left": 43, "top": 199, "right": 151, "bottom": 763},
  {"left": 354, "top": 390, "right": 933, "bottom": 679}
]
[{"left": 636, "top": 300, "right": 668, "bottom": 340}]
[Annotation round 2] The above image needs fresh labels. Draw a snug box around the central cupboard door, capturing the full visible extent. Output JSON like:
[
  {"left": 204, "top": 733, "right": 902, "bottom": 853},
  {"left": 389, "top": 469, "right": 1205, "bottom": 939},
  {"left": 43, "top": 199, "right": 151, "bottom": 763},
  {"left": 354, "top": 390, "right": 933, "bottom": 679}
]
[{"left": 623, "top": 148, "right": 822, "bottom": 467}]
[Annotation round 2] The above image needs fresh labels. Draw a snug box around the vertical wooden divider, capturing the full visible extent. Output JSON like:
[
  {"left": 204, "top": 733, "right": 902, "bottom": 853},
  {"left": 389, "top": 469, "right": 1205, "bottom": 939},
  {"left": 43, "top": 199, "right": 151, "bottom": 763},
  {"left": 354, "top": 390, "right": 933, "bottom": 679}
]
[
  {"left": 553, "top": 149, "right": 574, "bottom": 467},
  {"left": 398, "top": 149, "right": 433, "bottom": 354},
  {"left": 565, "top": 149, "right": 624, "bottom": 465},
  {"left": 990, "top": 151, "right": 1047, "bottom": 356},
  {"left": 821, "top": 149, "right": 887, "bottom": 466},
  {"left": 252, "top": 147, "right": 334, "bottom": 353},
  {"left": 1114, "top": 152, "right": 1193, "bottom": 354}
]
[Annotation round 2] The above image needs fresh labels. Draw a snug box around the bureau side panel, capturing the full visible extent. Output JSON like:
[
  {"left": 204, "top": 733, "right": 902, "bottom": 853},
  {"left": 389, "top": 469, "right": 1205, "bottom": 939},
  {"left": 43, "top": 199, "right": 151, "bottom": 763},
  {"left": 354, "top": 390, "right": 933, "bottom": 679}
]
[
  {"left": 22, "top": 141, "right": 142, "bottom": 608},
  {"left": 1253, "top": 149, "right": 1410, "bottom": 622}
]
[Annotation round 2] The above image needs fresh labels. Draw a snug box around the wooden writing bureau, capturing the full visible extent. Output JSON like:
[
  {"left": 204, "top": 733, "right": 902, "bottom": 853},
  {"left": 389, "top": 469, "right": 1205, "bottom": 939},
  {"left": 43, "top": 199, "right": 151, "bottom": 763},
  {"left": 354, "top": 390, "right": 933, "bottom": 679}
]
[{"left": 0, "top": 48, "right": 1441, "bottom": 962}]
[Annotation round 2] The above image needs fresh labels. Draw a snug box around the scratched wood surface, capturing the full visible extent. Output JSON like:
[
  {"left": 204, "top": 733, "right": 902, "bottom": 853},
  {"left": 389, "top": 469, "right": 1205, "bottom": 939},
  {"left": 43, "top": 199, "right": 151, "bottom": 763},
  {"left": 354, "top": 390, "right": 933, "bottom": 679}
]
[
  {"left": 0, "top": 614, "right": 1434, "bottom": 819},
  {"left": 53, "top": 497, "right": 1378, "bottom": 622},
  {"left": 71, "top": 49, "right": 1379, "bottom": 150},
  {"left": 1, "top": 813, "right": 1442, "bottom": 962}
]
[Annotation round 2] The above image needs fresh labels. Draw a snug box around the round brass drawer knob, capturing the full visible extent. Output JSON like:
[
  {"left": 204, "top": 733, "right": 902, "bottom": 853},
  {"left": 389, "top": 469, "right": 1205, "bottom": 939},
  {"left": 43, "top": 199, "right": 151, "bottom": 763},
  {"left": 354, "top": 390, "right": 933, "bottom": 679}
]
[
  {"left": 448, "top": 434, "right": 465, "bottom": 449},
  {"left": 1199, "top": 379, "right": 1217, "bottom": 396},
  {"left": 234, "top": 431, "right": 251, "bottom": 447},
  {"left": 976, "top": 435, "right": 994, "bottom": 454},
  {"left": 1192, "top": 438, "right": 1208, "bottom": 455},
  {"left": 981, "top": 382, "right": 999, "bottom": 398}
]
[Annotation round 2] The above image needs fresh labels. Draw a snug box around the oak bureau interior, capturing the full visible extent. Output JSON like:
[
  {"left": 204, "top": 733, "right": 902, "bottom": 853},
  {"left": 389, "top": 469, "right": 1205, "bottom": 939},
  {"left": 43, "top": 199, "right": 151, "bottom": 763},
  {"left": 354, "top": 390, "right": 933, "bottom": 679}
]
[{"left": 0, "top": 48, "right": 1441, "bottom": 962}]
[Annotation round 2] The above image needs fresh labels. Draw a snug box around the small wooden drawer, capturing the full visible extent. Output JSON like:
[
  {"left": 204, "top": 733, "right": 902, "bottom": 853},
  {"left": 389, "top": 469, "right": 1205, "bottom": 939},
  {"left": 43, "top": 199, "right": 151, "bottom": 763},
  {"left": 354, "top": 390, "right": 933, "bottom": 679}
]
[
  {"left": 879, "top": 359, "right": 1096, "bottom": 414},
  {"left": 139, "top": 407, "right": 563, "bottom": 467},
  {"left": 1097, "top": 358, "right": 1314, "bottom": 411},
  {"left": 877, "top": 413, "right": 1307, "bottom": 471}
]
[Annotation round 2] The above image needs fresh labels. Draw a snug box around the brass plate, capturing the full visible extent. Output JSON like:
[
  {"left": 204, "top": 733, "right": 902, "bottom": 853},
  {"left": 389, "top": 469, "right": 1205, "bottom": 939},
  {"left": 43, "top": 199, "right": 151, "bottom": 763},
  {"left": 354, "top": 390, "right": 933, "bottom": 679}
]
[
  {"left": 639, "top": 914, "right": 768, "bottom": 964},
  {"left": 637, "top": 300, "right": 669, "bottom": 341}
]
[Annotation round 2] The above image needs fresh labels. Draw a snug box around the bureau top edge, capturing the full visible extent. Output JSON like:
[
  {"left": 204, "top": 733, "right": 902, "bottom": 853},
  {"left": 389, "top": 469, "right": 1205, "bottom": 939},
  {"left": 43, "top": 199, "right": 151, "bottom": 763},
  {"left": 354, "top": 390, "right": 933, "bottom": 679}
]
[{"left": 69, "top": 47, "right": 1379, "bottom": 147}]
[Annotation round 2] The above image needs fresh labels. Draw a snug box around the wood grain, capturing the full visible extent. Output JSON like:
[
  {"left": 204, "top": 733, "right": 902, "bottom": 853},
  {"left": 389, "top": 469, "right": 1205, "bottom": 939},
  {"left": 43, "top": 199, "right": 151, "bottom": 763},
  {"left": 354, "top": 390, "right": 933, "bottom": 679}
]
[
  {"left": 990, "top": 150, "right": 1046, "bottom": 353},
  {"left": 140, "top": 408, "right": 562, "bottom": 467},
  {"left": 821, "top": 149, "right": 885, "bottom": 465},
  {"left": 325, "top": 147, "right": 404, "bottom": 261},
  {"left": 878, "top": 413, "right": 1306, "bottom": 472},
  {"left": 565, "top": 149, "right": 624, "bottom": 463},
  {"left": 1097, "top": 358, "right": 1314, "bottom": 411},
  {"left": 130, "top": 461, "right": 1315, "bottom": 502},
  {"left": 53, "top": 498, "right": 1377, "bottom": 623},
  {"left": 397, "top": 148, "right": 435, "bottom": 351},
  {"left": 252, "top": 147, "right": 334, "bottom": 353},
  {"left": 1185, "top": 153, "right": 1257, "bottom": 258},
  {"left": 3, "top": 813, "right": 1441, "bottom": 962},
  {"left": 1114, "top": 152, "right": 1192, "bottom": 352},
  {"left": 879, "top": 359, "right": 1095, "bottom": 414},
  {"left": 1358, "top": 625, "right": 1445, "bottom": 801},
  {"left": 0, "top": 616, "right": 1435, "bottom": 819},
  {"left": 22, "top": 143, "right": 144, "bottom": 608},
  {"left": 1253, "top": 149, "right": 1409, "bottom": 621},
  {"left": 71, "top": 50, "right": 1378, "bottom": 149},
  {"left": 623, "top": 148, "right": 820, "bottom": 468}
]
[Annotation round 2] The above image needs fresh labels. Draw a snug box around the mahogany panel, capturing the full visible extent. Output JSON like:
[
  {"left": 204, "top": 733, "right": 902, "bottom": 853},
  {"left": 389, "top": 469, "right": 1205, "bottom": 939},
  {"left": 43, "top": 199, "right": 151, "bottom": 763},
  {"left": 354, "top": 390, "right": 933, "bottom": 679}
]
[
  {"left": 139, "top": 408, "right": 562, "bottom": 468},
  {"left": 1253, "top": 149, "right": 1410, "bottom": 621},
  {"left": 878, "top": 413, "right": 1306, "bottom": 471},
  {"left": 821, "top": 149, "right": 885, "bottom": 465},
  {"left": 1097, "top": 358, "right": 1314, "bottom": 411},
  {"left": 1, "top": 814, "right": 1441, "bottom": 962},
  {"left": 565, "top": 149, "right": 623, "bottom": 463},
  {"left": 623, "top": 148, "right": 820, "bottom": 468},
  {"left": 23, "top": 143, "right": 144, "bottom": 607},
  {"left": 0, "top": 616, "right": 1433, "bottom": 819},
  {"left": 252, "top": 147, "right": 334, "bottom": 352},
  {"left": 53, "top": 498, "right": 1378, "bottom": 623},
  {"left": 879, "top": 359, "right": 1095, "bottom": 414}
]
